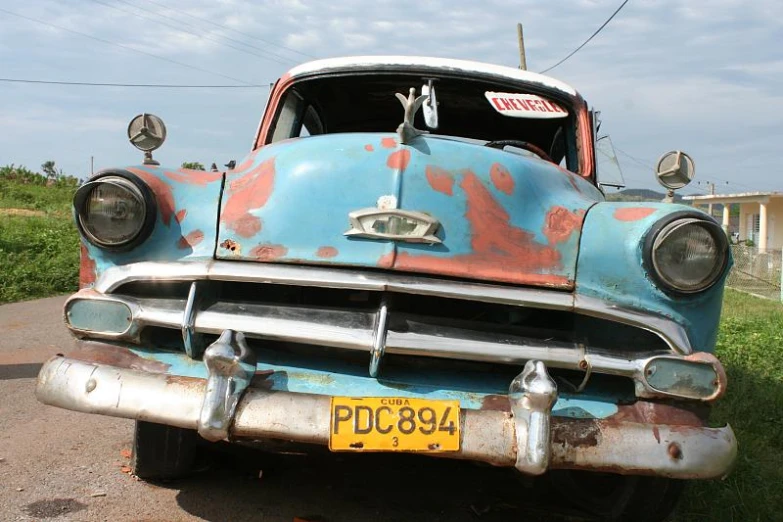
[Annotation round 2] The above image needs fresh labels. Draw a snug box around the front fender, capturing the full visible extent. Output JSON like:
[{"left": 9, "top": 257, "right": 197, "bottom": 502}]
[{"left": 576, "top": 202, "right": 731, "bottom": 352}]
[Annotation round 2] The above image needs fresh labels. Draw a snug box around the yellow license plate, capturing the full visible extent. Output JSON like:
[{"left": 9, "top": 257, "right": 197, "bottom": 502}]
[{"left": 329, "top": 397, "right": 460, "bottom": 452}]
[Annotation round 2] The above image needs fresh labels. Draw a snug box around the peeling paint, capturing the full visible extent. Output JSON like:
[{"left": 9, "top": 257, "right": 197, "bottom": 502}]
[
  {"left": 316, "top": 246, "right": 338, "bottom": 258},
  {"left": 490, "top": 163, "right": 514, "bottom": 195},
  {"left": 614, "top": 207, "right": 656, "bottom": 221},
  {"left": 177, "top": 230, "right": 205, "bottom": 249},
  {"left": 543, "top": 207, "right": 584, "bottom": 245},
  {"left": 381, "top": 137, "right": 397, "bottom": 149},
  {"left": 387, "top": 149, "right": 411, "bottom": 170},
  {"left": 174, "top": 209, "right": 187, "bottom": 224},
  {"left": 425, "top": 165, "right": 454, "bottom": 196},
  {"left": 220, "top": 157, "right": 276, "bottom": 237},
  {"left": 127, "top": 167, "right": 176, "bottom": 226},
  {"left": 364, "top": 144, "right": 374, "bottom": 152},
  {"left": 79, "top": 243, "right": 96, "bottom": 289},
  {"left": 219, "top": 238, "right": 241, "bottom": 255},
  {"left": 164, "top": 169, "right": 223, "bottom": 186},
  {"left": 250, "top": 244, "right": 288, "bottom": 261}
]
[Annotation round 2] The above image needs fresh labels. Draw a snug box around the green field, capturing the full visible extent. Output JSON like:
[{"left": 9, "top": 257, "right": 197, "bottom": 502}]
[
  {"left": 0, "top": 179, "right": 79, "bottom": 303},
  {"left": 1, "top": 179, "right": 782, "bottom": 520}
]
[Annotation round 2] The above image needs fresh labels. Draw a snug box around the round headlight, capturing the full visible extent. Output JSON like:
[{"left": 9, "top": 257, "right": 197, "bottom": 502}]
[
  {"left": 648, "top": 217, "right": 728, "bottom": 293},
  {"left": 76, "top": 175, "right": 154, "bottom": 248}
]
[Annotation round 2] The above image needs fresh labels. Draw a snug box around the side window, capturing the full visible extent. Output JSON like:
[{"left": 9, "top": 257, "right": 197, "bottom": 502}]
[{"left": 271, "top": 92, "right": 303, "bottom": 143}]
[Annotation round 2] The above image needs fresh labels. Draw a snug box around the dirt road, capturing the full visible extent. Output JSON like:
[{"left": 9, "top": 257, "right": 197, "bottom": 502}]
[{"left": 0, "top": 296, "right": 584, "bottom": 521}]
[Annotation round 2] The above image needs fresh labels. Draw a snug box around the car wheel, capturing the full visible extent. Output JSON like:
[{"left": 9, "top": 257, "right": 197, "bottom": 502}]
[
  {"left": 549, "top": 470, "right": 685, "bottom": 522},
  {"left": 131, "top": 421, "right": 198, "bottom": 480}
]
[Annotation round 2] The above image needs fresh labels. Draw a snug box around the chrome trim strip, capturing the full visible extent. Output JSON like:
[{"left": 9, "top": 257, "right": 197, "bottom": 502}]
[
  {"left": 36, "top": 356, "right": 738, "bottom": 479},
  {"left": 93, "top": 261, "right": 692, "bottom": 354},
  {"left": 182, "top": 282, "right": 199, "bottom": 358},
  {"left": 369, "top": 299, "right": 389, "bottom": 378}
]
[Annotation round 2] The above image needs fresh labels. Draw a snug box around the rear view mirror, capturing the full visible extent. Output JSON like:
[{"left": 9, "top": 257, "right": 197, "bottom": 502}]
[{"left": 422, "top": 80, "right": 438, "bottom": 129}]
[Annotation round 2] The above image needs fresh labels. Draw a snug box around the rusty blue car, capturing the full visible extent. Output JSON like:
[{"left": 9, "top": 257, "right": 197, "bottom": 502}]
[{"left": 36, "top": 56, "right": 736, "bottom": 521}]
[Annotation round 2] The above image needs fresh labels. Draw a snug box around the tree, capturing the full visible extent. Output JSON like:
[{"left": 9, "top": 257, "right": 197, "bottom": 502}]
[
  {"left": 181, "top": 162, "right": 205, "bottom": 171},
  {"left": 41, "top": 160, "right": 61, "bottom": 181}
]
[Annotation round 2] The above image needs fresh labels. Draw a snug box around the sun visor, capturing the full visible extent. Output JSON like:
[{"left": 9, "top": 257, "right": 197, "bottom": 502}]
[{"left": 485, "top": 92, "right": 568, "bottom": 119}]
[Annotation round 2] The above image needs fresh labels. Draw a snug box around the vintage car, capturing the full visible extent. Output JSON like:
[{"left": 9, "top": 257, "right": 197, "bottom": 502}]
[{"left": 36, "top": 56, "right": 736, "bottom": 521}]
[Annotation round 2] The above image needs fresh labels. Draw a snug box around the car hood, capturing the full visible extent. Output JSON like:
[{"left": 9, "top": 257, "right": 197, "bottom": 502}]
[{"left": 216, "top": 133, "right": 603, "bottom": 289}]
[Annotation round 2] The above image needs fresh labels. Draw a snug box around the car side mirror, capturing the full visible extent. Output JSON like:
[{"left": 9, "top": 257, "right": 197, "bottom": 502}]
[{"left": 656, "top": 150, "right": 695, "bottom": 202}]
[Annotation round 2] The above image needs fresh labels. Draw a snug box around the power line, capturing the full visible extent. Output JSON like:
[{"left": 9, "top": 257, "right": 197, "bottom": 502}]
[
  {"left": 539, "top": 0, "right": 630, "bottom": 74},
  {"left": 0, "top": 7, "right": 255, "bottom": 85},
  {"left": 134, "top": 0, "right": 315, "bottom": 60},
  {"left": 0, "top": 77, "right": 264, "bottom": 88},
  {"left": 90, "top": 0, "right": 293, "bottom": 67}
]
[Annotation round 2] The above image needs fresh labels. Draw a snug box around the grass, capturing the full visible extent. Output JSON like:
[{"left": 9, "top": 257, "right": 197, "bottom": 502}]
[
  {"left": 0, "top": 180, "right": 79, "bottom": 303},
  {"left": 678, "top": 289, "right": 783, "bottom": 521}
]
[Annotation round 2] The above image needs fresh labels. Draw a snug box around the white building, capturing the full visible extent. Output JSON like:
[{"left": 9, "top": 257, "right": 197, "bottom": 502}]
[{"left": 683, "top": 192, "right": 783, "bottom": 251}]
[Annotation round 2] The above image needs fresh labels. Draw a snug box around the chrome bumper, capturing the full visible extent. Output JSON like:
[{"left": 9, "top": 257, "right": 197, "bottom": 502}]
[{"left": 36, "top": 352, "right": 737, "bottom": 479}]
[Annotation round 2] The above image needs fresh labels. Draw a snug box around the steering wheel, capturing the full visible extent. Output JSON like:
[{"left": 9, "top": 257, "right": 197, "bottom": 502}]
[{"left": 485, "top": 140, "right": 554, "bottom": 163}]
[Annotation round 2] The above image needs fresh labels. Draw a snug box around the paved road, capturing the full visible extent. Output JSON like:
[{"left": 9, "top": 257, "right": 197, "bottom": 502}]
[{"left": 0, "top": 296, "right": 586, "bottom": 522}]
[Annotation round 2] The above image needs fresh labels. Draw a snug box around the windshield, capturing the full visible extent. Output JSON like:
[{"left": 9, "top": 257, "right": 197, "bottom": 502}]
[{"left": 267, "top": 73, "right": 579, "bottom": 171}]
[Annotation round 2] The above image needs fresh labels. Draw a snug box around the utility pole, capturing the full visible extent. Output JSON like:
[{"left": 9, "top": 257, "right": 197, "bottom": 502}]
[
  {"left": 517, "top": 23, "right": 527, "bottom": 70},
  {"left": 90, "top": 156, "right": 94, "bottom": 176}
]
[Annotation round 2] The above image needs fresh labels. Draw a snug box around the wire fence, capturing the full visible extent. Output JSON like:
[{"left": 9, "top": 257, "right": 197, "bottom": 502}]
[{"left": 726, "top": 246, "right": 782, "bottom": 301}]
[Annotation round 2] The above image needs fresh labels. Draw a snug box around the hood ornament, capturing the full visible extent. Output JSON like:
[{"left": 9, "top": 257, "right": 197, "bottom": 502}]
[
  {"left": 345, "top": 207, "right": 441, "bottom": 244},
  {"left": 395, "top": 87, "right": 429, "bottom": 144}
]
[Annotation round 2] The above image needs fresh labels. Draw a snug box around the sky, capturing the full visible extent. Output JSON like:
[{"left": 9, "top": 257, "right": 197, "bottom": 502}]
[{"left": 0, "top": 0, "right": 781, "bottom": 195}]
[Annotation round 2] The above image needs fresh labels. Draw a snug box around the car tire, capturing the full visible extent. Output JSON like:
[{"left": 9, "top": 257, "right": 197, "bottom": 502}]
[
  {"left": 131, "top": 421, "right": 199, "bottom": 481},
  {"left": 549, "top": 470, "right": 685, "bottom": 522}
]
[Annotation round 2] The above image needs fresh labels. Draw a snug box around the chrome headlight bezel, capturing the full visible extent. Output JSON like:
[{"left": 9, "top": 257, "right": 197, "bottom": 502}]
[
  {"left": 74, "top": 171, "right": 157, "bottom": 250},
  {"left": 643, "top": 212, "right": 729, "bottom": 295}
]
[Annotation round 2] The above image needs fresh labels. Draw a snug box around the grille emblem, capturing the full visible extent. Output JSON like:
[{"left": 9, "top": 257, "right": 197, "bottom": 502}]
[{"left": 345, "top": 208, "right": 441, "bottom": 244}]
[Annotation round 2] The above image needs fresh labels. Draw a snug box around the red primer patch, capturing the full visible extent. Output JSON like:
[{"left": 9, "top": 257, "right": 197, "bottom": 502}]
[
  {"left": 174, "top": 209, "right": 187, "bottom": 224},
  {"left": 364, "top": 144, "right": 374, "bottom": 152},
  {"left": 79, "top": 243, "right": 96, "bottom": 289},
  {"left": 614, "top": 207, "right": 656, "bottom": 221},
  {"left": 490, "top": 163, "right": 514, "bottom": 195},
  {"left": 220, "top": 158, "right": 275, "bottom": 237},
  {"left": 387, "top": 149, "right": 411, "bottom": 171},
  {"left": 249, "top": 244, "right": 288, "bottom": 261},
  {"left": 177, "top": 230, "right": 204, "bottom": 249},
  {"left": 164, "top": 169, "right": 222, "bottom": 186},
  {"left": 127, "top": 167, "right": 175, "bottom": 226},
  {"left": 425, "top": 166, "right": 454, "bottom": 196},
  {"left": 544, "top": 207, "right": 584, "bottom": 245},
  {"left": 234, "top": 214, "right": 262, "bottom": 238},
  {"left": 316, "top": 246, "right": 338, "bottom": 258},
  {"left": 381, "top": 137, "right": 397, "bottom": 149},
  {"left": 380, "top": 171, "right": 569, "bottom": 287}
]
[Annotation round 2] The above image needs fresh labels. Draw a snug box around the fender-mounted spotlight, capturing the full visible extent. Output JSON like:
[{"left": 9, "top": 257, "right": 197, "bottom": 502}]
[{"left": 127, "top": 113, "right": 167, "bottom": 166}]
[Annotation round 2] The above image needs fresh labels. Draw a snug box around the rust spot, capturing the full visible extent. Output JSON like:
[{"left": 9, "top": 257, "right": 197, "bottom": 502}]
[
  {"left": 543, "top": 207, "right": 585, "bottom": 245},
  {"left": 220, "top": 157, "right": 275, "bottom": 237},
  {"left": 174, "top": 209, "right": 187, "bottom": 224},
  {"left": 425, "top": 165, "right": 454, "bottom": 196},
  {"left": 614, "top": 207, "right": 656, "bottom": 222},
  {"left": 652, "top": 426, "right": 661, "bottom": 444},
  {"left": 379, "top": 171, "right": 569, "bottom": 287},
  {"left": 251, "top": 370, "right": 276, "bottom": 390},
  {"left": 164, "top": 169, "right": 222, "bottom": 186},
  {"left": 249, "top": 244, "right": 288, "bottom": 261},
  {"left": 177, "top": 230, "right": 204, "bottom": 249},
  {"left": 490, "top": 163, "right": 514, "bottom": 195},
  {"left": 381, "top": 137, "right": 397, "bottom": 149},
  {"left": 551, "top": 419, "right": 601, "bottom": 448},
  {"left": 79, "top": 244, "right": 96, "bottom": 289},
  {"left": 316, "top": 246, "right": 338, "bottom": 258},
  {"left": 685, "top": 352, "right": 726, "bottom": 400},
  {"left": 668, "top": 442, "right": 682, "bottom": 460},
  {"left": 233, "top": 214, "right": 262, "bottom": 238},
  {"left": 607, "top": 400, "right": 708, "bottom": 427},
  {"left": 127, "top": 167, "right": 176, "bottom": 225},
  {"left": 481, "top": 394, "right": 510, "bottom": 412},
  {"left": 68, "top": 342, "right": 170, "bottom": 373},
  {"left": 387, "top": 149, "right": 411, "bottom": 170},
  {"left": 220, "top": 238, "right": 240, "bottom": 254},
  {"left": 364, "top": 144, "right": 374, "bottom": 152}
]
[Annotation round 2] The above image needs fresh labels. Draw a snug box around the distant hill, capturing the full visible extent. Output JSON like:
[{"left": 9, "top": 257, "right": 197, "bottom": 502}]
[{"left": 605, "top": 188, "right": 688, "bottom": 203}]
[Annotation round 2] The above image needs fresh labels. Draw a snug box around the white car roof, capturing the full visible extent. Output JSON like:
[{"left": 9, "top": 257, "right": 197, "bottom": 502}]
[{"left": 285, "top": 56, "right": 579, "bottom": 98}]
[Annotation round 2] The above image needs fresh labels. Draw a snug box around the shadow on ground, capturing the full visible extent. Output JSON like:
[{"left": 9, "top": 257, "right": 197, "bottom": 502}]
[{"left": 172, "top": 445, "right": 592, "bottom": 522}]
